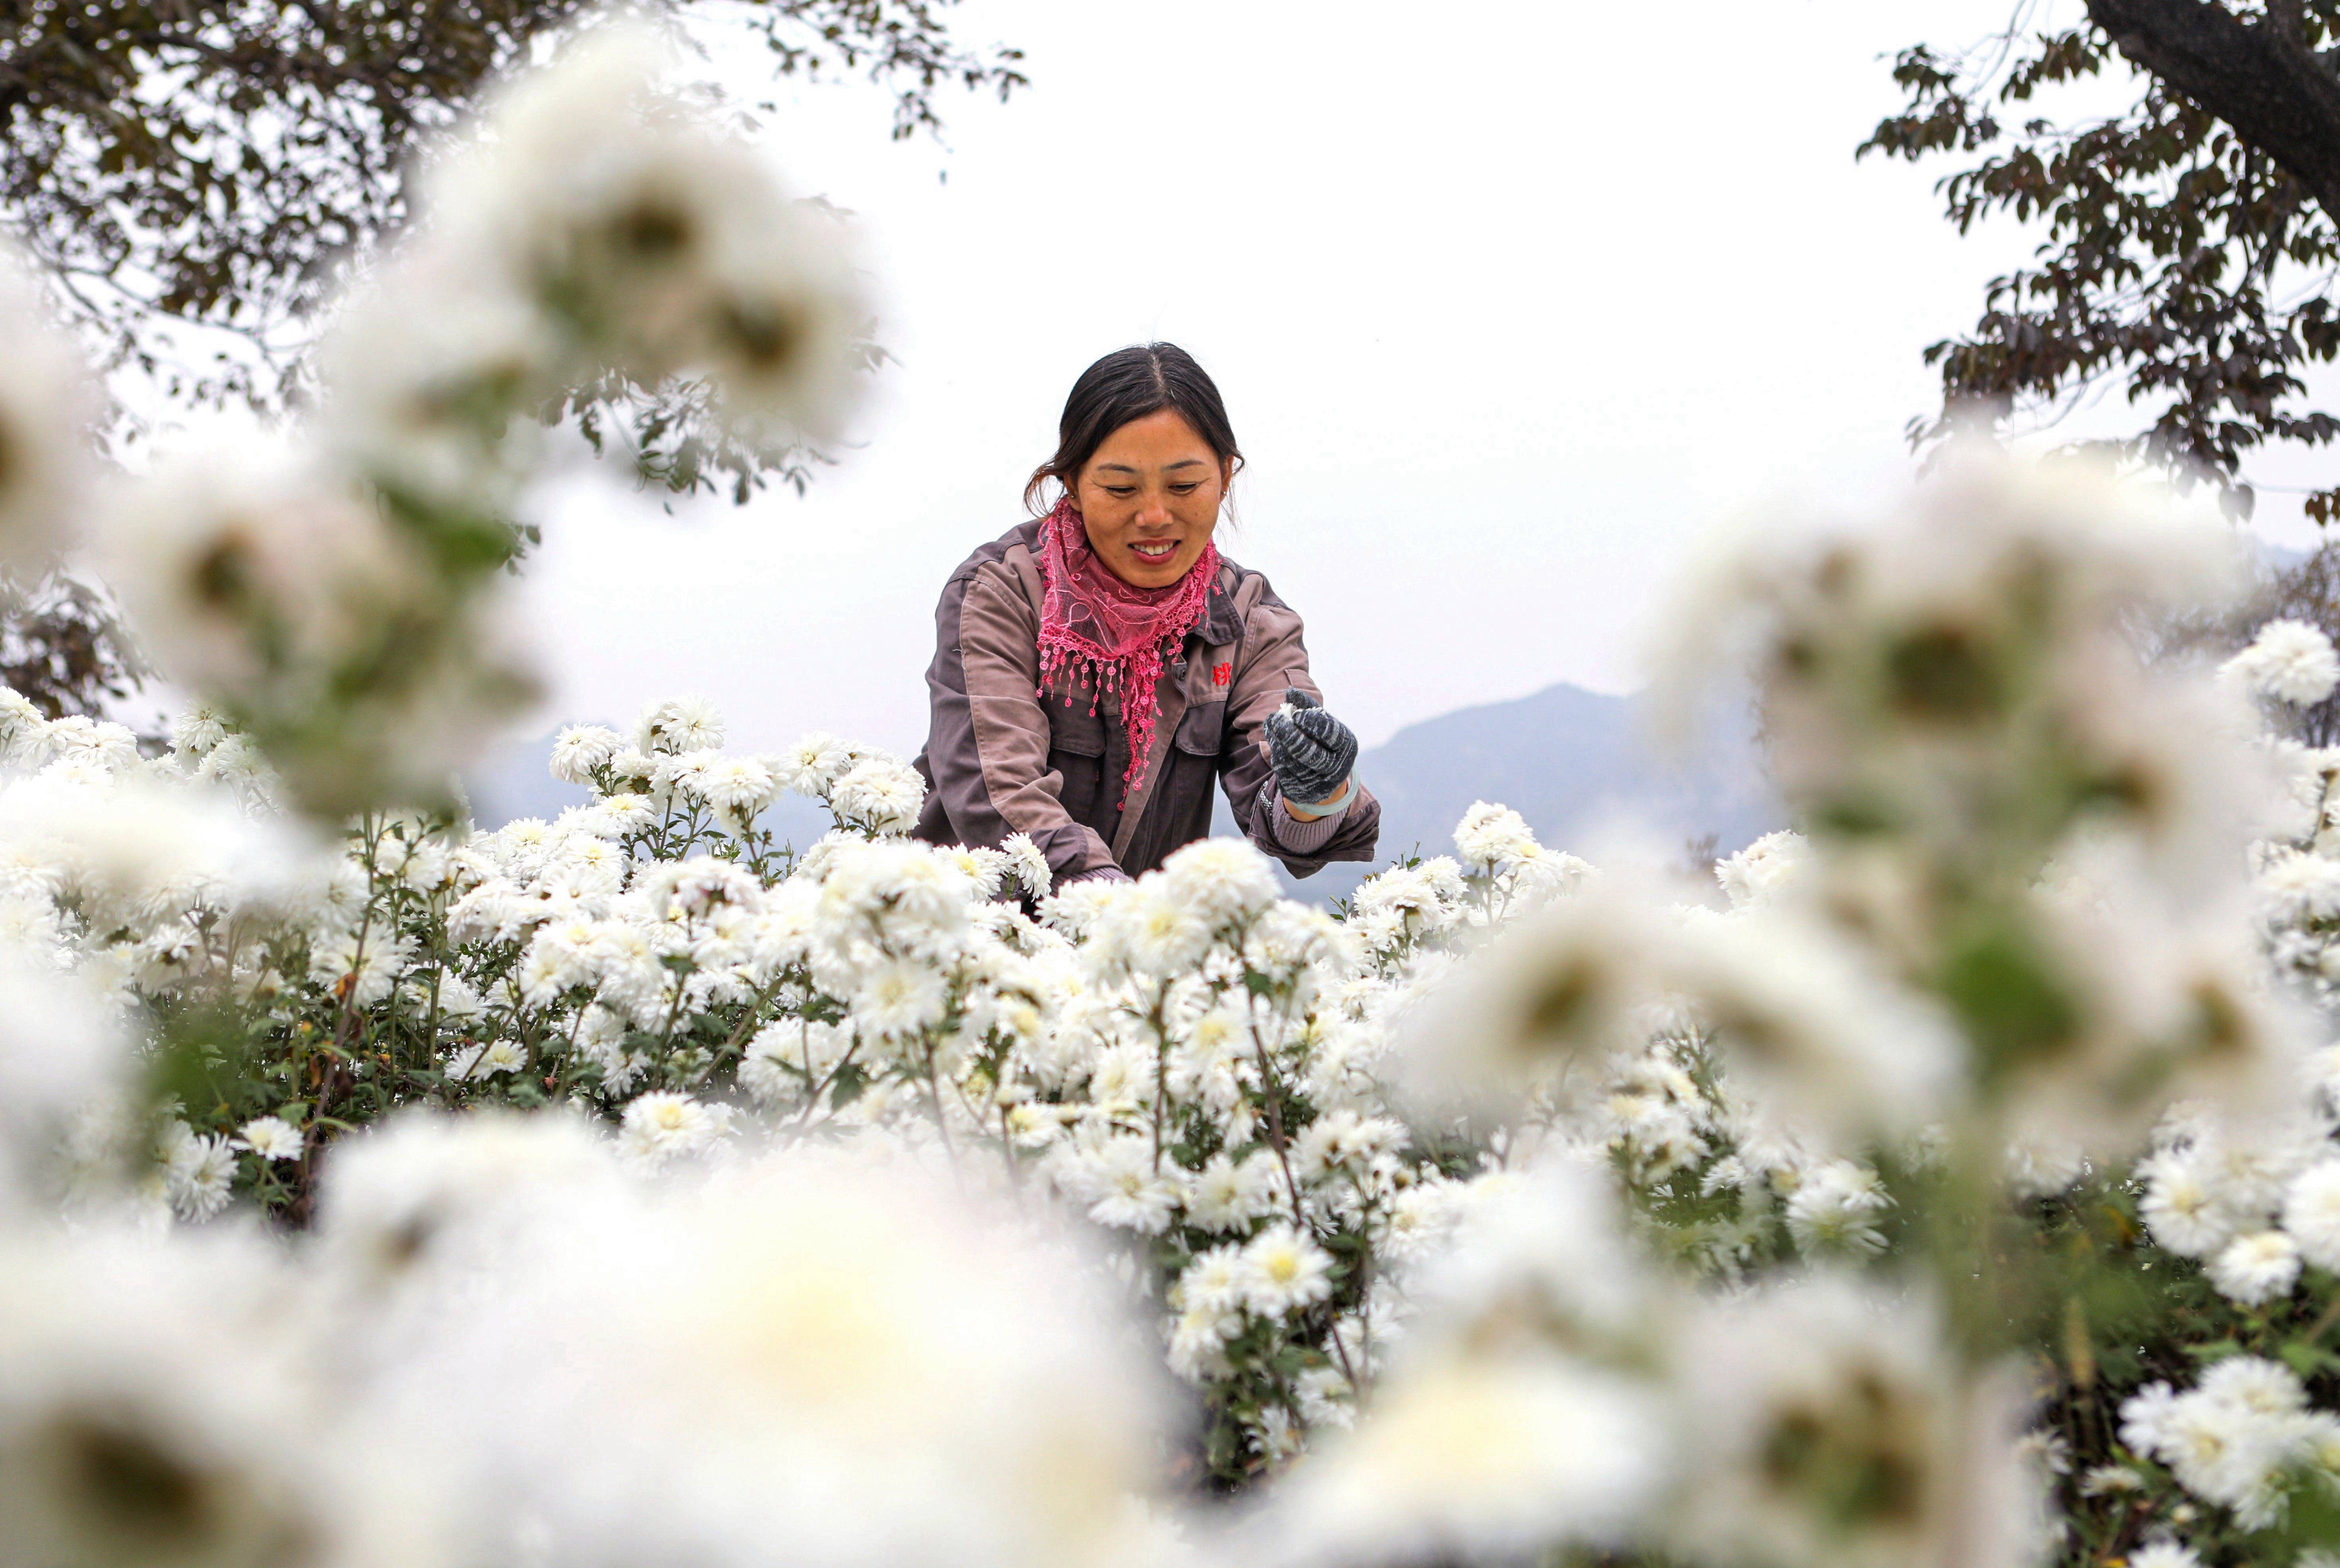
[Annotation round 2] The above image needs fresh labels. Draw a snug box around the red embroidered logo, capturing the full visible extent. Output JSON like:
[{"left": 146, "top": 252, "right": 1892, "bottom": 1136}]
[{"left": 1211, "top": 662, "right": 1232, "bottom": 688}]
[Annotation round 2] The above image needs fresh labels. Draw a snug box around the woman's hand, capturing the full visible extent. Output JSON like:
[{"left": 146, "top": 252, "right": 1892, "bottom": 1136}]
[{"left": 1264, "top": 688, "right": 1358, "bottom": 816}]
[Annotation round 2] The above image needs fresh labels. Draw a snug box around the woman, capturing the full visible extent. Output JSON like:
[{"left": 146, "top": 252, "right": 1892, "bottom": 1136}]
[{"left": 913, "top": 343, "right": 1379, "bottom": 887}]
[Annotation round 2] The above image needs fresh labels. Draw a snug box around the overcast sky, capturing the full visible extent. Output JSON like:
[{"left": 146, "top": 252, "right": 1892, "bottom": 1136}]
[{"left": 493, "top": 0, "right": 2324, "bottom": 762}]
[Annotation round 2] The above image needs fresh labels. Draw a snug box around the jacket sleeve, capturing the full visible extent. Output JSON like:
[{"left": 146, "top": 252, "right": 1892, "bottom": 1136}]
[
  {"left": 1220, "top": 582, "right": 1380, "bottom": 878},
  {"left": 921, "top": 564, "right": 1120, "bottom": 884}
]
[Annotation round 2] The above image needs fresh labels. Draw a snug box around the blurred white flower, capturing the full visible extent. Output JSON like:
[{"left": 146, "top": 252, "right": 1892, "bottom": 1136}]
[
  {"left": 387, "top": 1153, "right": 1167, "bottom": 1568},
  {"left": 2224, "top": 618, "right": 2340, "bottom": 708},
  {"left": 1670, "top": 1276, "right": 2047, "bottom": 1568},
  {"left": 2207, "top": 1230, "right": 2300, "bottom": 1306},
  {"left": 0, "top": 1226, "right": 444, "bottom": 1568},
  {"left": 2283, "top": 1159, "right": 2340, "bottom": 1272},
  {"left": 1713, "top": 829, "right": 1807, "bottom": 910},
  {"left": 1259, "top": 1343, "right": 1665, "bottom": 1564},
  {"left": 0, "top": 240, "right": 95, "bottom": 572},
  {"left": 1394, "top": 875, "right": 1664, "bottom": 1114},
  {"left": 2121, "top": 1357, "right": 2310, "bottom": 1528},
  {"left": 1782, "top": 1161, "right": 1891, "bottom": 1257},
  {"left": 314, "top": 1110, "right": 620, "bottom": 1307},
  {"left": 415, "top": 24, "right": 863, "bottom": 438}
]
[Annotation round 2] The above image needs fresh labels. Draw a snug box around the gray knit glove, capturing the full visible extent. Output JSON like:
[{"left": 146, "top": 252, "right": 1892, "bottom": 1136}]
[{"left": 1263, "top": 688, "right": 1357, "bottom": 808}]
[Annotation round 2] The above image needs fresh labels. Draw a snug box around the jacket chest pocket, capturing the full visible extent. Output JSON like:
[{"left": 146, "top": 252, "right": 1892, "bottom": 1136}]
[
  {"left": 1046, "top": 699, "right": 1112, "bottom": 822},
  {"left": 1173, "top": 701, "right": 1226, "bottom": 759}
]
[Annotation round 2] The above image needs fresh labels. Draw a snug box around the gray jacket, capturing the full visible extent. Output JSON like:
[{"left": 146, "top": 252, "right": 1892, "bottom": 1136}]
[{"left": 911, "top": 517, "right": 1381, "bottom": 882}]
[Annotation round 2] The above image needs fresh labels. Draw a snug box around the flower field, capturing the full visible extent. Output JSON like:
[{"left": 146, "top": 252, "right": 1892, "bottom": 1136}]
[{"left": 10, "top": 23, "right": 2340, "bottom": 1568}]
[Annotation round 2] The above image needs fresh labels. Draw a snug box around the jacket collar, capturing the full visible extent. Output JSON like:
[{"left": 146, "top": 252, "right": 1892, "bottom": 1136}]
[{"left": 1197, "top": 566, "right": 1244, "bottom": 646}]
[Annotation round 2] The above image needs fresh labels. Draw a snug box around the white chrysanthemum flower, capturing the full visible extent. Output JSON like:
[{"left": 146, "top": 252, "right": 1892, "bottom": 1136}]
[
  {"left": 1239, "top": 1223, "right": 1337, "bottom": 1317},
  {"left": 1078, "top": 1136, "right": 1182, "bottom": 1236},
  {"left": 308, "top": 930, "right": 413, "bottom": 1009},
  {"left": 233, "top": 1116, "right": 303, "bottom": 1163},
  {"left": 1294, "top": 1109, "right": 1408, "bottom": 1181},
  {"left": 2126, "top": 1542, "right": 2202, "bottom": 1568},
  {"left": 193, "top": 731, "right": 270, "bottom": 789},
  {"left": 0, "top": 687, "right": 49, "bottom": 765},
  {"left": 2283, "top": 1159, "right": 2340, "bottom": 1273},
  {"left": 2119, "top": 1381, "right": 2181, "bottom": 1455},
  {"left": 634, "top": 696, "right": 724, "bottom": 758},
  {"left": 1000, "top": 832, "right": 1052, "bottom": 900},
  {"left": 617, "top": 1091, "right": 731, "bottom": 1171},
  {"left": 548, "top": 723, "right": 625, "bottom": 784},
  {"left": 2198, "top": 1355, "right": 2308, "bottom": 1417},
  {"left": 1453, "top": 800, "right": 1539, "bottom": 875},
  {"left": 1176, "top": 1244, "right": 1250, "bottom": 1316},
  {"left": 1392, "top": 875, "right": 1667, "bottom": 1112},
  {"left": 829, "top": 757, "right": 925, "bottom": 835},
  {"left": 739, "top": 1018, "right": 850, "bottom": 1107},
  {"left": 2078, "top": 1463, "right": 2146, "bottom": 1497},
  {"left": 940, "top": 844, "right": 1007, "bottom": 899},
  {"left": 777, "top": 731, "right": 858, "bottom": 796},
  {"left": 447, "top": 1037, "right": 528, "bottom": 1082},
  {"left": 1782, "top": 1161, "right": 1891, "bottom": 1257},
  {"left": 850, "top": 957, "right": 948, "bottom": 1044},
  {"left": 2255, "top": 845, "right": 2340, "bottom": 922},
  {"left": 1160, "top": 837, "right": 1281, "bottom": 924},
  {"left": 1713, "top": 829, "right": 1807, "bottom": 910},
  {"left": 1104, "top": 882, "right": 1214, "bottom": 978},
  {"left": 2207, "top": 1230, "right": 2301, "bottom": 1306},
  {"left": 1187, "top": 1151, "right": 1280, "bottom": 1233},
  {"left": 2225, "top": 618, "right": 2340, "bottom": 707},
  {"left": 158, "top": 1123, "right": 236, "bottom": 1220},
  {"left": 2138, "top": 1149, "right": 2244, "bottom": 1260},
  {"left": 43, "top": 716, "right": 140, "bottom": 770},
  {"left": 400, "top": 25, "right": 862, "bottom": 433},
  {"left": 2123, "top": 1358, "right": 2307, "bottom": 1527},
  {"left": 693, "top": 757, "right": 780, "bottom": 818}
]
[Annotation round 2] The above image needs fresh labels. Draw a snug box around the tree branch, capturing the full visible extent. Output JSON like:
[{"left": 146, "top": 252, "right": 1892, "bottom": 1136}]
[{"left": 2087, "top": 0, "right": 2340, "bottom": 217}]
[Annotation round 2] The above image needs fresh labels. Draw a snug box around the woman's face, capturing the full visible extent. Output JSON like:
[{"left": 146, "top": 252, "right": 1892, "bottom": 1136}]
[{"left": 1070, "top": 409, "right": 1231, "bottom": 588}]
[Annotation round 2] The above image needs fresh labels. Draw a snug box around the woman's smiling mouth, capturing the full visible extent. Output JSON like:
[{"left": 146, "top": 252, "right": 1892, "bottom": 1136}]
[{"left": 1130, "top": 540, "right": 1178, "bottom": 561}]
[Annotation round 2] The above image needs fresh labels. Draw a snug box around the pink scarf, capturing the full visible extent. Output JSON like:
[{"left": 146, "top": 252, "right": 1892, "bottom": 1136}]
[{"left": 1035, "top": 497, "right": 1220, "bottom": 804}]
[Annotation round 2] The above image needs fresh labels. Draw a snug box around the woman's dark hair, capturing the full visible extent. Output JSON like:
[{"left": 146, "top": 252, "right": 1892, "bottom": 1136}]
[{"left": 1024, "top": 343, "right": 1243, "bottom": 514}]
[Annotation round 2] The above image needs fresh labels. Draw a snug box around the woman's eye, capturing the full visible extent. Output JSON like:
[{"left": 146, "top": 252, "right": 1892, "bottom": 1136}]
[
  {"left": 1103, "top": 486, "right": 1137, "bottom": 498},
  {"left": 1170, "top": 484, "right": 1199, "bottom": 496}
]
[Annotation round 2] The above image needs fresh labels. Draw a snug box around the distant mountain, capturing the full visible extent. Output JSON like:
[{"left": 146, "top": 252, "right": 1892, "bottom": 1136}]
[
  {"left": 468, "top": 682, "right": 1782, "bottom": 907},
  {"left": 1221, "top": 681, "right": 1782, "bottom": 905}
]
